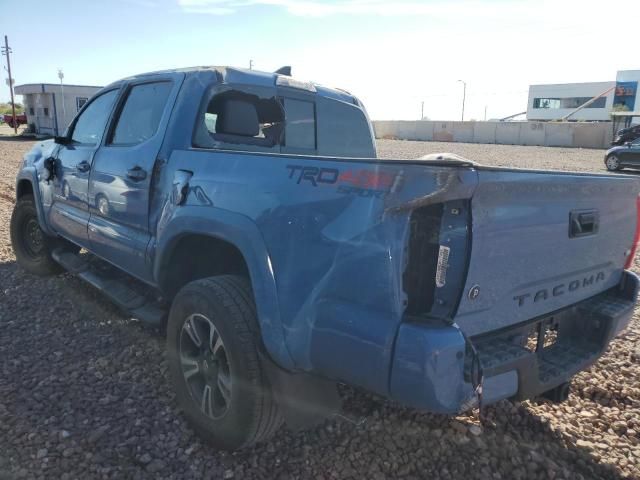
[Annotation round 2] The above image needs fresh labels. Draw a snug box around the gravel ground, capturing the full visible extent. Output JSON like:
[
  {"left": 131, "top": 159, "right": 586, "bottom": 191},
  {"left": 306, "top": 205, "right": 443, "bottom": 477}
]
[
  {"left": 1, "top": 133, "right": 640, "bottom": 479},
  {"left": 376, "top": 139, "right": 612, "bottom": 171}
]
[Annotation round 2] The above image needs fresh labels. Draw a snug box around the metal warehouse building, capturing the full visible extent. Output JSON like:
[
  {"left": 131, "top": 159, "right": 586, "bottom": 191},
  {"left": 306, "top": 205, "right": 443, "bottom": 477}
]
[
  {"left": 527, "top": 70, "right": 639, "bottom": 122},
  {"left": 14, "top": 83, "right": 103, "bottom": 136}
]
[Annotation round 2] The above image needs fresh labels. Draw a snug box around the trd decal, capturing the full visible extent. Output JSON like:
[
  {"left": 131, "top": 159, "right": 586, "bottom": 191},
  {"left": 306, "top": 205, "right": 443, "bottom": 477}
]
[
  {"left": 286, "top": 165, "right": 339, "bottom": 186},
  {"left": 286, "top": 165, "right": 400, "bottom": 197}
]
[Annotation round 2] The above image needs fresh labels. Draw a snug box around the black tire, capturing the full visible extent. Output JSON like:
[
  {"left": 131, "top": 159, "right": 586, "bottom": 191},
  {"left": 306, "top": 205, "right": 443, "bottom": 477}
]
[
  {"left": 167, "top": 275, "right": 283, "bottom": 450},
  {"left": 10, "top": 195, "right": 70, "bottom": 276}
]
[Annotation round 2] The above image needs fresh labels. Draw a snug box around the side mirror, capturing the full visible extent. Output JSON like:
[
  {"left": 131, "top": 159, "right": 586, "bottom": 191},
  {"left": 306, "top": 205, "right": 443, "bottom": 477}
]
[{"left": 54, "top": 135, "right": 70, "bottom": 145}]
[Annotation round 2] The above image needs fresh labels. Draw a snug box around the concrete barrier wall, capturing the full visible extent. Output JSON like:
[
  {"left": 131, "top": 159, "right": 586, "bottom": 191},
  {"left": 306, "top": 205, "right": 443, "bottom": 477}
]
[
  {"left": 372, "top": 120, "right": 613, "bottom": 149},
  {"left": 519, "top": 122, "right": 545, "bottom": 146}
]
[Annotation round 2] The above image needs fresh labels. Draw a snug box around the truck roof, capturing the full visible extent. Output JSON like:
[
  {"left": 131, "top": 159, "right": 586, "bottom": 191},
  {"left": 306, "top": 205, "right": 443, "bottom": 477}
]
[{"left": 112, "top": 66, "right": 357, "bottom": 105}]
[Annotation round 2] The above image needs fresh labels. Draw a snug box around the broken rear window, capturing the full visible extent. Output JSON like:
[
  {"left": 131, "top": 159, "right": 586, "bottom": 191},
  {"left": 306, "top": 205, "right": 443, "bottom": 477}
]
[{"left": 194, "top": 89, "right": 284, "bottom": 150}]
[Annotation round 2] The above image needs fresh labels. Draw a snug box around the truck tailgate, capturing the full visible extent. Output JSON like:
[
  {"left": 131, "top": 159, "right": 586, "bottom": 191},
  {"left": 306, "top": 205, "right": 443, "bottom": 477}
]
[{"left": 455, "top": 168, "right": 639, "bottom": 337}]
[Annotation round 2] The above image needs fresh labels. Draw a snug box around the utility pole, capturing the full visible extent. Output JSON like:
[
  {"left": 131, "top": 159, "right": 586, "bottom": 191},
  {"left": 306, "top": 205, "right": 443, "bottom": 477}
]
[
  {"left": 58, "top": 69, "right": 66, "bottom": 128},
  {"left": 457, "top": 79, "right": 466, "bottom": 122},
  {"left": 421, "top": 101, "right": 424, "bottom": 120},
  {"left": 2, "top": 35, "right": 17, "bottom": 134},
  {"left": 249, "top": 59, "right": 254, "bottom": 70},
  {"left": 484, "top": 105, "right": 487, "bottom": 121}
]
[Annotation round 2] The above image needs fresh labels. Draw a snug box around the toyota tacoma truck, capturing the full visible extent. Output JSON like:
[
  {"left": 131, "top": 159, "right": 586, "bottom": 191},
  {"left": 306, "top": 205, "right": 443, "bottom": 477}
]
[{"left": 10, "top": 66, "right": 640, "bottom": 450}]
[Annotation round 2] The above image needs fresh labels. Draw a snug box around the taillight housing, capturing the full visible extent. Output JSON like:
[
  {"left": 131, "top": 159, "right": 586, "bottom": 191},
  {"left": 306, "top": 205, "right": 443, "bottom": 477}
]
[{"left": 624, "top": 194, "right": 640, "bottom": 269}]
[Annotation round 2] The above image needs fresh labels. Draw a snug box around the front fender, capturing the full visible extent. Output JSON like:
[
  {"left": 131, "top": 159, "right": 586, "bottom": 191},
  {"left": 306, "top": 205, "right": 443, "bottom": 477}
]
[
  {"left": 153, "top": 206, "right": 295, "bottom": 370},
  {"left": 15, "top": 167, "right": 55, "bottom": 236}
]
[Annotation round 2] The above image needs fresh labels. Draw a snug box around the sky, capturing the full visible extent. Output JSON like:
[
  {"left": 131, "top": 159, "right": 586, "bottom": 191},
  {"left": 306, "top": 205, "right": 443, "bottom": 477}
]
[{"left": 1, "top": 0, "right": 639, "bottom": 121}]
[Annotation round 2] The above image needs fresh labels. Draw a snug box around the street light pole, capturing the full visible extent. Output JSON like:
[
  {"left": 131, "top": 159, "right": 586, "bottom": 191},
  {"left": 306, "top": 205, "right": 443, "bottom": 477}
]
[
  {"left": 58, "top": 69, "right": 66, "bottom": 128},
  {"left": 457, "top": 79, "right": 466, "bottom": 122},
  {"left": 2, "top": 35, "right": 17, "bottom": 134}
]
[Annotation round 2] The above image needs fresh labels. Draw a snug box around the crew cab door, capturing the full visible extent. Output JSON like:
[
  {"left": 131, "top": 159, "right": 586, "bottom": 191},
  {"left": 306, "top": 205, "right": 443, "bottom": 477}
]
[
  {"left": 88, "top": 75, "right": 182, "bottom": 281},
  {"left": 48, "top": 89, "right": 119, "bottom": 247}
]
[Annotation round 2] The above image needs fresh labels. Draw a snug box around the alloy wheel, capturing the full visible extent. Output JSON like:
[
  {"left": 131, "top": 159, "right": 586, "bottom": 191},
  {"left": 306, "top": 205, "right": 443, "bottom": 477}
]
[
  {"left": 606, "top": 155, "right": 620, "bottom": 171},
  {"left": 179, "top": 313, "right": 232, "bottom": 419}
]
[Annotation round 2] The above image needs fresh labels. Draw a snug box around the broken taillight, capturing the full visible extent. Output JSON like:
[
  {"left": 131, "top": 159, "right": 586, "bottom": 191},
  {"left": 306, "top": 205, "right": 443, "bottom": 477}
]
[{"left": 624, "top": 194, "right": 640, "bottom": 270}]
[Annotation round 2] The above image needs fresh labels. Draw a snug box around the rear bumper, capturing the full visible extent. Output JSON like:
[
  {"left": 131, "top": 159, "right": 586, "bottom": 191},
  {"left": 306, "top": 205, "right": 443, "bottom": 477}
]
[{"left": 389, "top": 270, "right": 639, "bottom": 414}]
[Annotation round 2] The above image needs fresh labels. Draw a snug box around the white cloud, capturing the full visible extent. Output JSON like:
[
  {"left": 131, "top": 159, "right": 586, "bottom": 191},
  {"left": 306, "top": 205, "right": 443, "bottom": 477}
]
[{"left": 177, "top": 0, "right": 536, "bottom": 17}]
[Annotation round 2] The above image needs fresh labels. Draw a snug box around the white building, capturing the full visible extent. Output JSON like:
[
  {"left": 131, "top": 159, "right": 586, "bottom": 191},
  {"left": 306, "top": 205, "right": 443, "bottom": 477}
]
[
  {"left": 527, "top": 70, "right": 640, "bottom": 122},
  {"left": 15, "top": 83, "right": 103, "bottom": 136}
]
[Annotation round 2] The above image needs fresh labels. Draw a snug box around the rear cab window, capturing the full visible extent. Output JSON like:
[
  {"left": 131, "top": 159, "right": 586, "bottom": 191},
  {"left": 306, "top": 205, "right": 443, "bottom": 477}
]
[{"left": 194, "top": 86, "right": 284, "bottom": 153}]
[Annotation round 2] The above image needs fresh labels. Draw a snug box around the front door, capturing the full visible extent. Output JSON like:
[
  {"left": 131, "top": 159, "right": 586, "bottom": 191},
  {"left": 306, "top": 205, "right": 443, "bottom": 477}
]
[
  {"left": 88, "top": 78, "right": 179, "bottom": 281},
  {"left": 48, "top": 89, "right": 119, "bottom": 247}
]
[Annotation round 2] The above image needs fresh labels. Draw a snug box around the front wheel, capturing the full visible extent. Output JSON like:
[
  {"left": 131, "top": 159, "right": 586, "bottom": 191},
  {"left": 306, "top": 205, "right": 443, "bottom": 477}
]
[
  {"left": 10, "top": 195, "right": 70, "bottom": 276},
  {"left": 605, "top": 155, "right": 622, "bottom": 171},
  {"left": 167, "top": 276, "right": 283, "bottom": 450}
]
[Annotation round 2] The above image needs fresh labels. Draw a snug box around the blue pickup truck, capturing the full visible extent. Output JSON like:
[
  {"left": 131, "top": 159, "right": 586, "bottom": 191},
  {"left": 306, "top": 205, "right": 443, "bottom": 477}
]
[{"left": 10, "top": 66, "right": 640, "bottom": 450}]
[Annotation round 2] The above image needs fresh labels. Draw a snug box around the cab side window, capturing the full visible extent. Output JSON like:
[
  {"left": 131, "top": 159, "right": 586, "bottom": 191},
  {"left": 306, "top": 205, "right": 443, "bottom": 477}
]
[
  {"left": 71, "top": 89, "right": 118, "bottom": 145},
  {"left": 110, "top": 82, "right": 172, "bottom": 145},
  {"left": 282, "top": 98, "right": 315, "bottom": 150}
]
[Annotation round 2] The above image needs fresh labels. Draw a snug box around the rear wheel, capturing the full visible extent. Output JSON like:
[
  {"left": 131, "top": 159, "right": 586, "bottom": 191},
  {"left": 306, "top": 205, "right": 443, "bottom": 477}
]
[
  {"left": 10, "top": 195, "right": 76, "bottom": 276},
  {"left": 167, "top": 275, "right": 283, "bottom": 450},
  {"left": 605, "top": 155, "right": 622, "bottom": 171}
]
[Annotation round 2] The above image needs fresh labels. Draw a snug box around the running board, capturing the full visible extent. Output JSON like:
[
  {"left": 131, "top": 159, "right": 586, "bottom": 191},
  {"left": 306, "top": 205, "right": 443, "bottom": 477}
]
[{"left": 52, "top": 249, "right": 166, "bottom": 327}]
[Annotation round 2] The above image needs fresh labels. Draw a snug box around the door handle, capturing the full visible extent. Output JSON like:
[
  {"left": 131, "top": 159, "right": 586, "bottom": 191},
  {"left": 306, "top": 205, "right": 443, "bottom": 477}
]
[
  {"left": 76, "top": 161, "right": 90, "bottom": 173},
  {"left": 127, "top": 166, "right": 147, "bottom": 181},
  {"left": 569, "top": 210, "right": 599, "bottom": 238}
]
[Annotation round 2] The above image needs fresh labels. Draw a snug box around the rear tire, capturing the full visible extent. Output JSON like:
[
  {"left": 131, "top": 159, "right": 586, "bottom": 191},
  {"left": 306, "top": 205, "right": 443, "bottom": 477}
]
[
  {"left": 10, "top": 195, "right": 76, "bottom": 276},
  {"left": 167, "top": 275, "right": 283, "bottom": 450}
]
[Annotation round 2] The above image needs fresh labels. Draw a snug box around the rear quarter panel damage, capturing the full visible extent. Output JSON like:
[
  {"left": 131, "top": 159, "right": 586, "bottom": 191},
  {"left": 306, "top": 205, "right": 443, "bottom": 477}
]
[{"left": 155, "top": 150, "right": 478, "bottom": 395}]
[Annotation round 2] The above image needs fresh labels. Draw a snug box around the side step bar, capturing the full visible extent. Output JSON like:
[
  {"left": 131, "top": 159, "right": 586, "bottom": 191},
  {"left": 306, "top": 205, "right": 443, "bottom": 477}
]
[{"left": 52, "top": 249, "right": 166, "bottom": 327}]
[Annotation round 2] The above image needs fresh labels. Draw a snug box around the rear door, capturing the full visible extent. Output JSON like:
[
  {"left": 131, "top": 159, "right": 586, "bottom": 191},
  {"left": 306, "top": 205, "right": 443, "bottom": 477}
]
[
  {"left": 88, "top": 75, "right": 182, "bottom": 281},
  {"left": 455, "top": 168, "right": 639, "bottom": 337},
  {"left": 48, "top": 89, "right": 119, "bottom": 247}
]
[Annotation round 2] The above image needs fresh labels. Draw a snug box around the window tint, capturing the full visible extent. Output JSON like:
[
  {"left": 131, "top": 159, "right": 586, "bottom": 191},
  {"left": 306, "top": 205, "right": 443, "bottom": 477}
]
[
  {"left": 283, "top": 98, "right": 315, "bottom": 149},
  {"left": 71, "top": 89, "right": 118, "bottom": 145},
  {"left": 316, "top": 96, "right": 375, "bottom": 158},
  {"left": 110, "top": 82, "right": 172, "bottom": 145}
]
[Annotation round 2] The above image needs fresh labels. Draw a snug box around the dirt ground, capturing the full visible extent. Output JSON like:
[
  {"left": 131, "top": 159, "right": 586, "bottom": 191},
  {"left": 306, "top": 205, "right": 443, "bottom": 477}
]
[{"left": 1, "top": 132, "right": 639, "bottom": 479}]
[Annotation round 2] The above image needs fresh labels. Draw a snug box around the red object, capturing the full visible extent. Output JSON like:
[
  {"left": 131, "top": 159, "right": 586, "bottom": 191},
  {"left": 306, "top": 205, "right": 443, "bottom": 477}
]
[
  {"left": 624, "top": 195, "right": 640, "bottom": 269},
  {"left": 2, "top": 113, "right": 26, "bottom": 128}
]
